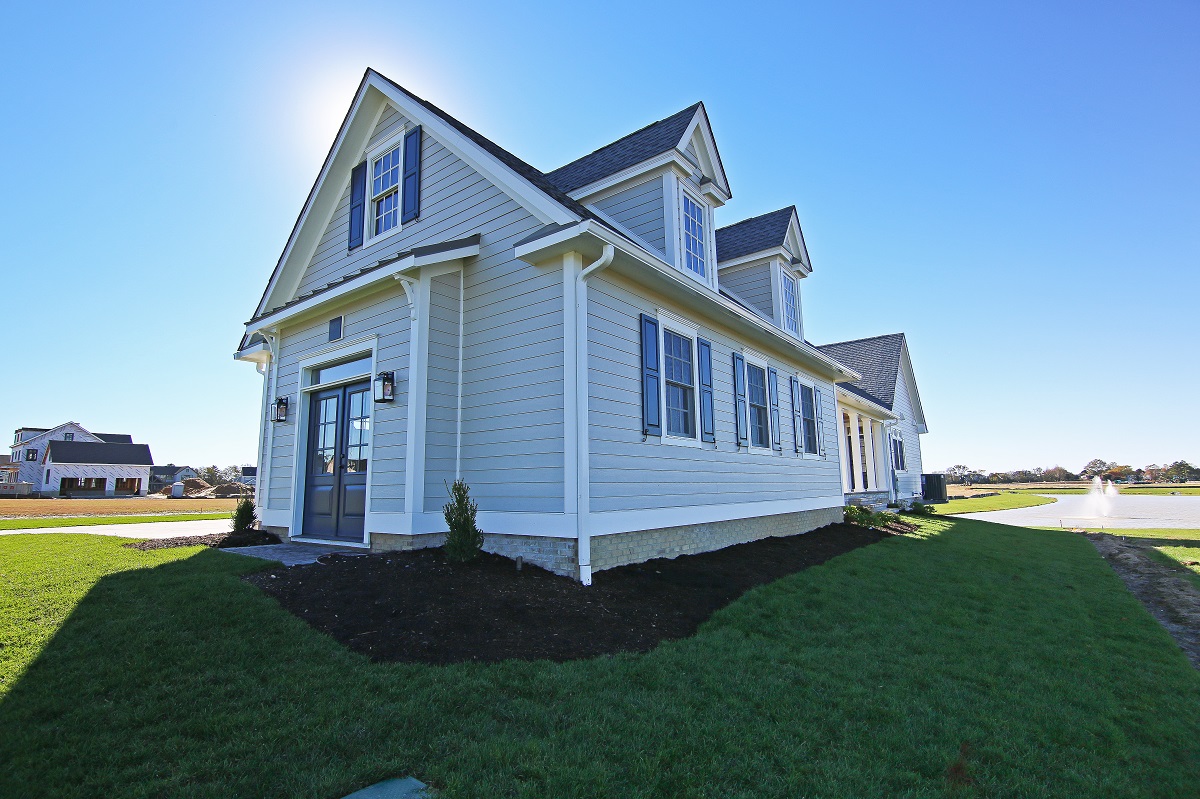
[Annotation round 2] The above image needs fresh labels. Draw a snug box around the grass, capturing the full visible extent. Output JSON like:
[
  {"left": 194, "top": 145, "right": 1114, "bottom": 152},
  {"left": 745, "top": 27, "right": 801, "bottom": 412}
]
[
  {"left": 1031, "top": 528, "right": 1200, "bottom": 542},
  {"left": 0, "top": 513, "right": 230, "bottom": 530},
  {"left": 1, "top": 520, "right": 1198, "bottom": 798},
  {"left": 939, "top": 492, "right": 1057, "bottom": 514},
  {"left": 0, "top": 497, "right": 239, "bottom": 518},
  {"left": 1143, "top": 546, "right": 1200, "bottom": 591}
]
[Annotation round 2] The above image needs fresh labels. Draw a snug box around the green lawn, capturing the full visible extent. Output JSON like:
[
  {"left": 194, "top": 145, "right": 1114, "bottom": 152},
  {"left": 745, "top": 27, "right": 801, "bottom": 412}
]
[
  {"left": 0, "top": 513, "right": 229, "bottom": 530},
  {"left": 1143, "top": 545, "right": 1200, "bottom": 591},
  {"left": 940, "top": 492, "right": 1057, "bottom": 514},
  {"left": 1, "top": 520, "right": 1198, "bottom": 798},
  {"left": 1032, "top": 528, "right": 1200, "bottom": 542}
]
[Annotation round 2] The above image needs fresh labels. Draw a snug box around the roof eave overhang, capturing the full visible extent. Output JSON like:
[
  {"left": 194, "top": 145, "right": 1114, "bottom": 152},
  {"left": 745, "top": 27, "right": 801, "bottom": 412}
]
[
  {"left": 242, "top": 237, "right": 481, "bottom": 338},
  {"left": 717, "top": 246, "right": 811, "bottom": 277},
  {"left": 233, "top": 341, "right": 272, "bottom": 364},
  {"left": 515, "top": 223, "right": 859, "bottom": 383},
  {"left": 836, "top": 388, "right": 899, "bottom": 420}
]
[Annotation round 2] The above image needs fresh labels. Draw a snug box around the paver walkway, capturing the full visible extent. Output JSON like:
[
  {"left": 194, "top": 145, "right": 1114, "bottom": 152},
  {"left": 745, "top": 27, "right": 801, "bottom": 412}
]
[
  {"left": 0, "top": 518, "right": 232, "bottom": 539},
  {"left": 222, "top": 542, "right": 365, "bottom": 566},
  {"left": 962, "top": 494, "right": 1200, "bottom": 529}
]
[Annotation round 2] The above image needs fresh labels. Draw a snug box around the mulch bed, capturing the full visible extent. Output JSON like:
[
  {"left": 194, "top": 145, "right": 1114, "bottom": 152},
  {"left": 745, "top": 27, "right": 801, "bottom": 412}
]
[
  {"left": 247, "top": 522, "right": 894, "bottom": 664},
  {"left": 124, "top": 530, "right": 281, "bottom": 551}
]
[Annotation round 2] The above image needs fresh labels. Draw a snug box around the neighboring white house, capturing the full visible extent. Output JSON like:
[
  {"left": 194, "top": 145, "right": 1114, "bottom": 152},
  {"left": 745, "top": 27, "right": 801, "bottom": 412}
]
[
  {"left": 235, "top": 69, "right": 928, "bottom": 583},
  {"left": 11, "top": 423, "right": 153, "bottom": 496},
  {"left": 235, "top": 466, "right": 257, "bottom": 486}
]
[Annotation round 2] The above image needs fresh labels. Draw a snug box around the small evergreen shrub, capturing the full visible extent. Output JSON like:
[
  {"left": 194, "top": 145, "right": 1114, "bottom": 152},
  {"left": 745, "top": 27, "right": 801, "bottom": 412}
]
[
  {"left": 906, "top": 501, "right": 937, "bottom": 516},
  {"left": 443, "top": 479, "right": 484, "bottom": 563},
  {"left": 231, "top": 498, "right": 258, "bottom": 533}
]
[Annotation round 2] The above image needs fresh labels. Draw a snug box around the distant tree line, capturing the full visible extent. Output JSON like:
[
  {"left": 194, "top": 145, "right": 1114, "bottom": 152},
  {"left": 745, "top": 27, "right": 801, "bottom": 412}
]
[
  {"left": 943, "top": 459, "right": 1199, "bottom": 485},
  {"left": 194, "top": 465, "right": 249, "bottom": 485}
]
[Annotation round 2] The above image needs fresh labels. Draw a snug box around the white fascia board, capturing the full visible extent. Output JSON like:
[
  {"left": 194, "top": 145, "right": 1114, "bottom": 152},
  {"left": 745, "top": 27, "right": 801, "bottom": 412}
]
[
  {"left": 836, "top": 388, "right": 898, "bottom": 420},
  {"left": 565, "top": 152, "right": 689, "bottom": 204},
  {"left": 675, "top": 106, "right": 731, "bottom": 196},
  {"left": 517, "top": 220, "right": 860, "bottom": 382},
  {"left": 900, "top": 343, "right": 929, "bottom": 433},
  {"left": 370, "top": 76, "right": 576, "bottom": 227}
]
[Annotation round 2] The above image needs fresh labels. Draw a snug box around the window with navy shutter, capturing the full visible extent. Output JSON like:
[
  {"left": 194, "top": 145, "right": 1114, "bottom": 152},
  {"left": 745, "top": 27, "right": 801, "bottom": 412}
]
[
  {"left": 347, "top": 161, "right": 367, "bottom": 250},
  {"left": 697, "top": 338, "right": 715, "bottom": 443},
  {"left": 401, "top": 126, "right": 422, "bottom": 223},
  {"left": 732, "top": 353, "right": 749, "bottom": 447},
  {"left": 768, "top": 368, "right": 782, "bottom": 451},
  {"left": 640, "top": 314, "right": 661, "bottom": 436}
]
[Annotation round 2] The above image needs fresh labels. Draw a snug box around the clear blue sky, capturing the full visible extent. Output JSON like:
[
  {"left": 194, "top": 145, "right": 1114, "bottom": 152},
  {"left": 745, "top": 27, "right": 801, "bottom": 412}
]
[{"left": 1, "top": 1, "right": 1196, "bottom": 474}]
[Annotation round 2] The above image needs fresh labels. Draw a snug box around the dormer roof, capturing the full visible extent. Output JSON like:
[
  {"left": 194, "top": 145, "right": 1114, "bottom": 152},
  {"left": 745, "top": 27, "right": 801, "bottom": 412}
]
[
  {"left": 545, "top": 102, "right": 730, "bottom": 199},
  {"left": 716, "top": 206, "right": 812, "bottom": 273}
]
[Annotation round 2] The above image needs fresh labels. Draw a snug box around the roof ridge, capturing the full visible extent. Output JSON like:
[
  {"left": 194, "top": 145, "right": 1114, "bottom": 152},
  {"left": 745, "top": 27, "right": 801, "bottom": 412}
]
[{"left": 818, "top": 332, "right": 906, "bottom": 348}]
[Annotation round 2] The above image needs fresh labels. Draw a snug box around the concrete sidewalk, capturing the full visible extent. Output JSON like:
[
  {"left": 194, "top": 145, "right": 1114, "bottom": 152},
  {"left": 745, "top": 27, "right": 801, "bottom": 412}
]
[{"left": 0, "top": 518, "right": 232, "bottom": 539}]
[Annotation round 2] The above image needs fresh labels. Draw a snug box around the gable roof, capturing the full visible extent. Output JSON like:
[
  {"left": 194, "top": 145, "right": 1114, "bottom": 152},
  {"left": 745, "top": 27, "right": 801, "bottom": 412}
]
[
  {"left": 816, "top": 334, "right": 906, "bottom": 410},
  {"left": 46, "top": 441, "right": 153, "bottom": 466},
  {"left": 545, "top": 104, "right": 703, "bottom": 194},
  {"left": 716, "top": 207, "right": 798, "bottom": 263},
  {"left": 150, "top": 465, "right": 190, "bottom": 478}
]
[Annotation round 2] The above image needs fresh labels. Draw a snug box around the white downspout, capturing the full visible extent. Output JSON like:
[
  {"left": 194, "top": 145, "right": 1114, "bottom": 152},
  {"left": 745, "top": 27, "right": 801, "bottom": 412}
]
[
  {"left": 251, "top": 330, "right": 279, "bottom": 512},
  {"left": 574, "top": 244, "right": 615, "bottom": 586}
]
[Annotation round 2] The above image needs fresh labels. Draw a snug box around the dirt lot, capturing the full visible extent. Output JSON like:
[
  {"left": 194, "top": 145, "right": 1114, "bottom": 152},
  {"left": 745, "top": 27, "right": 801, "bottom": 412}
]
[
  {"left": 249, "top": 522, "right": 892, "bottom": 665},
  {"left": 0, "top": 497, "right": 240, "bottom": 518}
]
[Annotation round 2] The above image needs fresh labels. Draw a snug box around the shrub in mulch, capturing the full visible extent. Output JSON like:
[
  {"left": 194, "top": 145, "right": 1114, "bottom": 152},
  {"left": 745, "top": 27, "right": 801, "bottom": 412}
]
[
  {"left": 247, "top": 522, "right": 893, "bottom": 665},
  {"left": 125, "top": 530, "right": 280, "bottom": 551}
]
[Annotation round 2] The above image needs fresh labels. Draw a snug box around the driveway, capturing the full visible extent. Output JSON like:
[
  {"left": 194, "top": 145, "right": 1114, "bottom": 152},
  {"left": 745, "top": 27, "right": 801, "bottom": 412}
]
[
  {"left": 961, "top": 494, "right": 1200, "bottom": 529},
  {"left": 0, "top": 518, "right": 232, "bottom": 539}
]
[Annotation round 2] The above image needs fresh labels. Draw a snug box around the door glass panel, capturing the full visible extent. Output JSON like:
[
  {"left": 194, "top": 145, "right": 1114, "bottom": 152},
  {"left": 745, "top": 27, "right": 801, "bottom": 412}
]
[
  {"left": 345, "top": 388, "right": 370, "bottom": 473},
  {"left": 310, "top": 355, "right": 371, "bottom": 386},
  {"left": 312, "top": 395, "right": 338, "bottom": 474}
]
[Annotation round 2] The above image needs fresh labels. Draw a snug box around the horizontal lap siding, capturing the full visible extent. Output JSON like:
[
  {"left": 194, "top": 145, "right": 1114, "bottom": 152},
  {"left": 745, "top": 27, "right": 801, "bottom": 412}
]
[
  {"left": 423, "top": 272, "right": 461, "bottom": 511},
  {"left": 587, "top": 272, "right": 841, "bottom": 514},
  {"left": 719, "top": 262, "right": 774, "bottom": 319},
  {"left": 593, "top": 177, "right": 667, "bottom": 258},
  {"left": 267, "top": 288, "right": 411, "bottom": 512},
  {"left": 459, "top": 205, "right": 564, "bottom": 515},
  {"left": 892, "top": 365, "right": 924, "bottom": 498}
]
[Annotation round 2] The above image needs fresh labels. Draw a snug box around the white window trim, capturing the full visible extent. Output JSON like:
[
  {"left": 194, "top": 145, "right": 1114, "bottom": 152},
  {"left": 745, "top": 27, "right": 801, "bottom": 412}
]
[
  {"left": 741, "top": 349, "right": 776, "bottom": 455},
  {"left": 363, "top": 126, "right": 409, "bottom": 249},
  {"left": 891, "top": 433, "right": 908, "bottom": 472},
  {"left": 675, "top": 181, "right": 718, "bottom": 292},
  {"left": 793, "top": 375, "right": 821, "bottom": 460},
  {"left": 657, "top": 310, "right": 702, "bottom": 448},
  {"left": 778, "top": 266, "right": 801, "bottom": 338}
]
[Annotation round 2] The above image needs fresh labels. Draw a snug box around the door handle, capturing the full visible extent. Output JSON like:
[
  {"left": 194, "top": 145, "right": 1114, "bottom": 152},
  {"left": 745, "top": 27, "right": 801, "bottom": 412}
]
[{"left": 340, "top": 454, "right": 348, "bottom": 470}]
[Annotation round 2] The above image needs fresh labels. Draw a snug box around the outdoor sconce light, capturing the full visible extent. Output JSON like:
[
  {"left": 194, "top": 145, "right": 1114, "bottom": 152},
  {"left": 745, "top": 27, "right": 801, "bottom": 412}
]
[
  {"left": 374, "top": 371, "right": 396, "bottom": 403},
  {"left": 272, "top": 396, "right": 289, "bottom": 422}
]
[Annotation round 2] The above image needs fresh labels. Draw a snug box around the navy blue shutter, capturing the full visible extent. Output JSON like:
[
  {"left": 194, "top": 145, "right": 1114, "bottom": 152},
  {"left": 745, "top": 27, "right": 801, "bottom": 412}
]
[
  {"left": 814, "top": 387, "right": 824, "bottom": 455},
  {"left": 697, "top": 338, "right": 715, "bottom": 443},
  {"left": 789, "top": 376, "right": 801, "bottom": 453},
  {"left": 768, "top": 368, "right": 782, "bottom": 451},
  {"left": 401, "top": 126, "right": 422, "bottom": 223},
  {"left": 347, "top": 161, "right": 367, "bottom": 250},
  {"left": 640, "top": 314, "right": 661, "bottom": 436},
  {"left": 732, "top": 353, "right": 748, "bottom": 447}
]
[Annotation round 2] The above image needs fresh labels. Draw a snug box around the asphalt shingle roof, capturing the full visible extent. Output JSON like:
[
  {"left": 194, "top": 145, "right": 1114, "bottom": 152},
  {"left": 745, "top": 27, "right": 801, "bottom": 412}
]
[
  {"left": 46, "top": 440, "right": 153, "bottom": 466},
  {"left": 545, "top": 104, "right": 702, "bottom": 194},
  {"left": 817, "top": 334, "right": 906, "bottom": 410},
  {"left": 715, "top": 207, "right": 796, "bottom": 263},
  {"left": 96, "top": 433, "right": 133, "bottom": 444}
]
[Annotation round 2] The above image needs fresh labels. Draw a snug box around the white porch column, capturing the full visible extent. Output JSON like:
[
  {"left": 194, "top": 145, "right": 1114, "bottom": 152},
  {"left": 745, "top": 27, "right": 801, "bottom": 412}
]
[
  {"left": 836, "top": 409, "right": 850, "bottom": 493},
  {"left": 848, "top": 411, "right": 864, "bottom": 493},
  {"left": 862, "top": 417, "right": 877, "bottom": 491}
]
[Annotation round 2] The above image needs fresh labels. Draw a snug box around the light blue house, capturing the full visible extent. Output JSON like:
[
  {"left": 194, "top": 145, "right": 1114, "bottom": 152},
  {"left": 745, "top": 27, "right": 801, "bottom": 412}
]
[{"left": 235, "top": 69, "right": 928, "bottom": 583}]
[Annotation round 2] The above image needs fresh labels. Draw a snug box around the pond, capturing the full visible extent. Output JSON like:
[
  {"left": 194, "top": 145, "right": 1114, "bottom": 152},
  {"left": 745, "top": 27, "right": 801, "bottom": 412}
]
[{"left": 961, "top": 494, "right": 1200, "bottom": 529}]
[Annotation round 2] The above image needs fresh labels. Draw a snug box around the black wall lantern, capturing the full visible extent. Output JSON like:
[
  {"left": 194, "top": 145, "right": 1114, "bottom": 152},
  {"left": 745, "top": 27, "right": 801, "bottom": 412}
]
[
  {"left": 374, "top": 371, "right": 395, "bottom": 403},
  {"left": 272, "top": 396, "right": 289, "bottom": 422}
]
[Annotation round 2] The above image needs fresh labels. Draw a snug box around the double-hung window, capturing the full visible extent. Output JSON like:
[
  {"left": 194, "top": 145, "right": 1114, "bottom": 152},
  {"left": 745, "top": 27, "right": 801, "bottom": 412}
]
[
  {"left": 798, "top": 383, "right": 818, "bottom": 454},
  {"left": 780, "top": 270, "right": 800, "bottom": 335},
  {"left": 371, "top": 145, "right": 401, "bottom": 237},
  {"left": 63, "top": 433, "right": 74, "bottom": 441},
  {"left": 893, "top": 437, "right": 907, "bottom": 471},
  {"left": 681, "top": 193, "right": 706, "bottom": 278},
  {"left": 746, "top": 363, "right": 770, "bottom": 448},
  {"left": 663, "top": 329, "right": 696, "bottom": 438},
  {"left": 25, "top": 449, "right": 37, "bottom": 461}
]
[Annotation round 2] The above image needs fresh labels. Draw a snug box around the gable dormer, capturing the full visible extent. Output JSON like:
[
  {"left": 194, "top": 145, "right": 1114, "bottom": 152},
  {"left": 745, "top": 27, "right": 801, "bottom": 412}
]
[
  {"left": 545, "top": 103, "right": 730, "bottom": 292},
  {"left": 715, "top": 207, "right": 812, "bottom": 339}
]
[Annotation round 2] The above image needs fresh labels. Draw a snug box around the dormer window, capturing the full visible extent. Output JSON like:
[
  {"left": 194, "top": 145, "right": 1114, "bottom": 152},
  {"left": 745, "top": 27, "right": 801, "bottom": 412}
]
[
  {"left": 780, "top": 270, "right": 800, "bottom": 336},
  {"left": 681, "top": 193, "right": 707, "bottom": 277}
]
